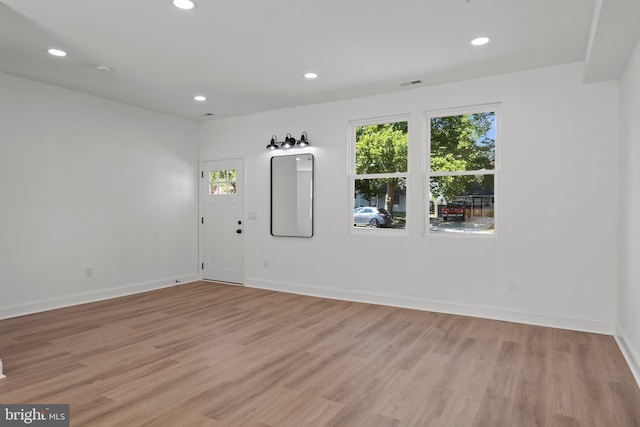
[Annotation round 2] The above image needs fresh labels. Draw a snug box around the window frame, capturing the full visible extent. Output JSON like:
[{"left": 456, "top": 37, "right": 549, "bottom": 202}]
[
  {"left": 349, "top": 114, "right": 411, "bottom": 234},
  {"left": 424, "top": 103, "right": 500, "bottom": 237}
]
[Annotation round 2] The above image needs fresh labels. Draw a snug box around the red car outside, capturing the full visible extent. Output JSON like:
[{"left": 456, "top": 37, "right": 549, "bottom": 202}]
[{"left": 441, "top": 202, "right": 466, "bottom": 221}]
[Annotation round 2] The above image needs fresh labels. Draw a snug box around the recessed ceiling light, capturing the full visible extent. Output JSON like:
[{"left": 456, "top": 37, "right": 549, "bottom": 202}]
[
  {"left": 470, "top": 36, "right": 490, "bottom": 46},
  {"left": 304, "top": 72, "right": 318, "bottom": 79},
  {"left": 47, "top": 48, "right": 67, "bottom": 57},
  {"left": 172, "top": 0, "right": 196, "bottom": 10},
  {"left": 194, "top": 95, "right": 206, "bottom": 101}
]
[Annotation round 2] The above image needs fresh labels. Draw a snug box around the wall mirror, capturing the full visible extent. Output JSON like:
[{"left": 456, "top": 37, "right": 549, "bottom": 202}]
[{"left": 271, "top": 153, "right": 314, "bottom": 237}]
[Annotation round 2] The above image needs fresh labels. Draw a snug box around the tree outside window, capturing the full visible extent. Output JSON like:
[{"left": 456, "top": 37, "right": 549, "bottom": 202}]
[
  {"left": 352, "top": 119, "right": 408, "bottom": 229},
  {"left": 428, "top": 106, "right": 498, "bottom": 234}
]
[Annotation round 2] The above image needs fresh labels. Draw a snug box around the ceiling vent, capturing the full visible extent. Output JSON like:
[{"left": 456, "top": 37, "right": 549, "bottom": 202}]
[{"left": 400, "top": 80, "right": 422, "bottom": 87}]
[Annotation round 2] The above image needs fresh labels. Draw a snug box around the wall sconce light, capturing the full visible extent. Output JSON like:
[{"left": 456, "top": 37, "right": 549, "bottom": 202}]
[
  {"left": 281, "top": 133, "right": 295, "bottom": 149},
  {"left": 296, "top": 131, "right": 309, "bottom": 147},
  {"left": 266, "top": 132, "right": 310, "bottom": 150},
  {"left": 266, "top": 135, "right": 279, "bottom": 150}
]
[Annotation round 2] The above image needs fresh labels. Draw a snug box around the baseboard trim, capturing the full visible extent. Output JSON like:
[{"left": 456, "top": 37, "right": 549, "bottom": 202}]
[
  {"left": 245, "top": 279, "right": 615, "bottom": 335},
  {"left": 0, "top": 275, "right": 199, "bottom": 320},
  {"left": 615, "top": 325, "right": 640, "bottom": 388}
]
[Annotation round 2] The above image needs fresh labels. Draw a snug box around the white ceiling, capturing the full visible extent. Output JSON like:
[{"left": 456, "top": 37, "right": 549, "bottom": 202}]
[{"left": 1, "top": 0, "right": 639, "bottom": 121}]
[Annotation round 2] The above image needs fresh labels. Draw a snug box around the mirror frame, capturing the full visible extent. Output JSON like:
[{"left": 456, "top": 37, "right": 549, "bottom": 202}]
[{"left": 270, "top": 153, "right": 314, "bottom": 237}]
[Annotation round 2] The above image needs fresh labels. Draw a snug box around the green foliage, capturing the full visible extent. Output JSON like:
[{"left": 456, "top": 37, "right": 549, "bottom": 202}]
[
  {"left": 430, "top": 175, "right": 494, "bottom": 204},
  {"left": 430, "top": 112, "right": 495, "bottom": 201},
  {"left": 353, "top": 114, "right": 495, "bottom": 212},
  {"left": 356, "top": 123, "right": 408, "bottom": 174},
  {"left": 355, "top": 122, "right": 408, "bottom": 213},
  {"left": 354, "top": 179, "right": 386, "bottom": 203}
]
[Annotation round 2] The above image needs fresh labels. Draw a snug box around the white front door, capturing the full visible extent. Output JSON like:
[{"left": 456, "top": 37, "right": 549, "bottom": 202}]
[{"left": 201, "top": 158, "right": 244, "bottom": 284}]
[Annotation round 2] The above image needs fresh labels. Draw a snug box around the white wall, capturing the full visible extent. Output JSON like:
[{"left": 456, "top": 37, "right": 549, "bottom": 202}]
[
  {"left": 0, "top": 72, "right": 199, "bottom": 319},
  {"left": 199, "top": 62, "right": 619, "bottom": 334},
  {"left": 618, "top": 38, "right": 640, "bottom": 382}
]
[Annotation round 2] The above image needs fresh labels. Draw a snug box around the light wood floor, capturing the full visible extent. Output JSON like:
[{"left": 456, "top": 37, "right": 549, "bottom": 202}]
[{"left": 1, "top": 282, "right": 639, "bottom": 426}]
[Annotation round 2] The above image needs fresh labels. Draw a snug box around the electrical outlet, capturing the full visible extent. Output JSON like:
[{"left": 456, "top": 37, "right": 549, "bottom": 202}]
[
  {"left": 507, "top": 278, "right": 518, "bottom": 291},
  {"left": 85, "top": 266, "right": 94, "bottom": 278}
]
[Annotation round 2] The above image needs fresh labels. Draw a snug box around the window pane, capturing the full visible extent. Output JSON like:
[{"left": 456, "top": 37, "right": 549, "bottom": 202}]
[
  {"left": 429, "top": 175, "right": 494, "bottom": 234},
  {"left": 354, "top": 178, "right": 406, "bottom": 229},
  {"left": 227, "top": 169, "right": 237, "bottom": 194},
  {"left": 356, "top": 122, "right": 408, "bottom": 174},
  {"left": 430, "top": 112, "right": 495, "bottom": 172}
]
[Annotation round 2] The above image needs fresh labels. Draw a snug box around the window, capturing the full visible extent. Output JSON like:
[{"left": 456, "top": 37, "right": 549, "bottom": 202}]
[
  {"left": 427, "top": 105, "right": 498, "bottom": 234},
  {"left": 209, "top": 169, "right": 237, "bottom": 195},
  {"left": 351, "top": 118, "right": 408, "bottom": 230}
]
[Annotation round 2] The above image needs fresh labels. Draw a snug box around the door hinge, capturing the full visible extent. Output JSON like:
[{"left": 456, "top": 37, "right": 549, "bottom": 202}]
[
  {"left": 201, "top": 171, "right": 204, "bottom": 178},
  {"left": 201, "top": 263, "right": 204, "bottom": 270},
  {"left": 201, "top": 217, "right": 204, "bottom": 224}
]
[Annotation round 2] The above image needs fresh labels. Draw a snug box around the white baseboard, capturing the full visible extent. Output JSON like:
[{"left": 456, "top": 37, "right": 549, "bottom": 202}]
[
  {"left": 0, "top": 275, "right": 199, "bottom": 320},
  {"left": 615, "top": 325, "right": 640, "bottom": 388},
  {"left": 245, "top": 278, "right": 615, "bottom": 335}
]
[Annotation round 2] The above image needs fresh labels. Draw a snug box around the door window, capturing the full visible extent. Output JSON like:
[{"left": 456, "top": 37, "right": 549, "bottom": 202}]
[{"left": 209, "top": 170, "right": 237, "bottom": 195}]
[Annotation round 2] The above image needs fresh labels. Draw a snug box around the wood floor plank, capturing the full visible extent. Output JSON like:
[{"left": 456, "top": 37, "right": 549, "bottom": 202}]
[{"left": 1, "top": 281, "right": 639, "bottom": 426}]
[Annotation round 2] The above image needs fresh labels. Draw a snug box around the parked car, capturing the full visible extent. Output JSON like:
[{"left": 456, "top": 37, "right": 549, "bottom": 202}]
[
  {"left": 441, "top": 202, "right": 466, "bottom": 221},
  {"left": 354, "top": 207, "right": 393, "bottom": 228}
]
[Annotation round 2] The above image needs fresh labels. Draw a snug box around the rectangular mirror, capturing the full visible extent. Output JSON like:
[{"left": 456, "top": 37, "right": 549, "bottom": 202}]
[{"left": 271, "top": 153, "right": 314, "bottom": 237}]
